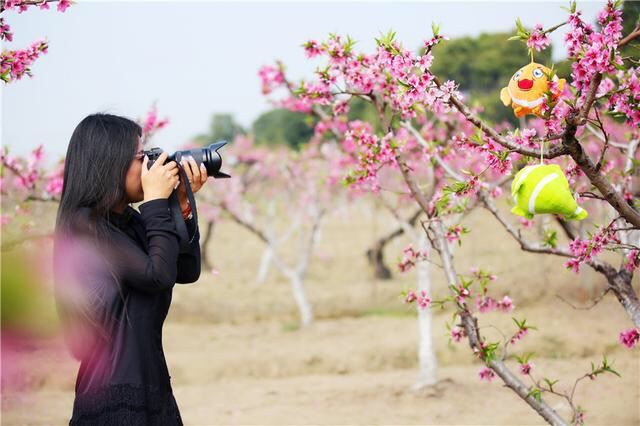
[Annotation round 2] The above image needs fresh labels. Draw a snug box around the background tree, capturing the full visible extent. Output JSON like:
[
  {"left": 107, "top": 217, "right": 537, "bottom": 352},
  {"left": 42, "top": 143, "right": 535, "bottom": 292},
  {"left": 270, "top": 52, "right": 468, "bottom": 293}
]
[
  {"left": 252, "top": 108, "right": 315, "bottom": 150},
  {"left": 192, "top": 113, "right": 245, "bottom": 146}
]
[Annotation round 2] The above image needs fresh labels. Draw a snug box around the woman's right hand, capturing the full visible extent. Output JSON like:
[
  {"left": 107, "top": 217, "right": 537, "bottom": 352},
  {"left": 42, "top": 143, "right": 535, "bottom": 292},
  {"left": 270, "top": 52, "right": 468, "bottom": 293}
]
[{"left": 141, "top": 152, "right": 180, "bottom": 201}]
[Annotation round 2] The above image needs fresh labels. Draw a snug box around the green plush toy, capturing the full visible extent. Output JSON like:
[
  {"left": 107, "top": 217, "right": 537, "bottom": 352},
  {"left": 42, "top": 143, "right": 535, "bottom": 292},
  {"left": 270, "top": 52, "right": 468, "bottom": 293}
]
[{"left": 511, "top": 164, "right": 588, "bottom": 220}]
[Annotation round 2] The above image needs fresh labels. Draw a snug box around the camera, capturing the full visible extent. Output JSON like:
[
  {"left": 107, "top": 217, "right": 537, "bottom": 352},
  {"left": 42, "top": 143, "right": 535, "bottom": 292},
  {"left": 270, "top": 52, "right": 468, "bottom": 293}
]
[{"left": 144, "top": 141, "right": 231, "bottom": 179}]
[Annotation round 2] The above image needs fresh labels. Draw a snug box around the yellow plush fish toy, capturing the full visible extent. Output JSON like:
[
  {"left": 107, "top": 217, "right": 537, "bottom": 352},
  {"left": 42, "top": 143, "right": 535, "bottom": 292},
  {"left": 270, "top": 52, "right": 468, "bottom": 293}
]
[
  {"left": 500, "top": 62, "right": 565, "bottom": 118},
  {"left": 511, "top": 164, "right": 588, "bottom": 220}
]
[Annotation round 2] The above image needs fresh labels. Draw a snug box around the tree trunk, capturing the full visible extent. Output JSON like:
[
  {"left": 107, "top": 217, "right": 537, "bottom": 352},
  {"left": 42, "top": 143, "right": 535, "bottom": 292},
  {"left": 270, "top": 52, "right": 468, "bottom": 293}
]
[
  {"left": 201, "top": 220, "right": 215, "bottom": 271},
  {"left": 366, "top": 241, "right": 392, "bottom": 280},
  {"left": 414, "top": 233, "right": 438, "bottom": 389},
  {"left": 255, "top": 245, "right": 274, "bottom": 285},
  {"left": 288, "top": 272, "right": 314, "bottom": 327}
]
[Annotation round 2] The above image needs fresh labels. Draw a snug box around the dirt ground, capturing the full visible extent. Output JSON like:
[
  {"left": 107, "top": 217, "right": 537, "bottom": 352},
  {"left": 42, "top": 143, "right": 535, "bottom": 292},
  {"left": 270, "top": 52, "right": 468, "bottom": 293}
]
[{"left": 2, "top": 201, "right": 639, "bottom": 425}]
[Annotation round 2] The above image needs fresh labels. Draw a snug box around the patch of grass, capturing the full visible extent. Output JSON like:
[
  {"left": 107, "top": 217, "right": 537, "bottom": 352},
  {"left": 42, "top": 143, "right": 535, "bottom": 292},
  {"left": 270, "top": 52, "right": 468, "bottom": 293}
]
[
  {"left": 281, "top": 322, "right": 300, "bottom": 332},
  {"left": 358, "top": 307, "right": 416, "bottom": 318}
]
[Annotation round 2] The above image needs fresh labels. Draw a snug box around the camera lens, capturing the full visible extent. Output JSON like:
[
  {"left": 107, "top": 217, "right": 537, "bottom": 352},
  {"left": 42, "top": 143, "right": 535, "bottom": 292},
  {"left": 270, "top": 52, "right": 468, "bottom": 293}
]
[{"left": 167, "top": 141, "right": 230, "bottom": 179}]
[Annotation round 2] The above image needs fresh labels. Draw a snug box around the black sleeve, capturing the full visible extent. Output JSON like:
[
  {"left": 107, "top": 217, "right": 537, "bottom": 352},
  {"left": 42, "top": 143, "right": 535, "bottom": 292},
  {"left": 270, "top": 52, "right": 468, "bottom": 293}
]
[
  {"left": 175, "top": 216, "right": 201, "bottom": 284},
  {"left": 110, "top": 199, "right": 181, "bottom": 294}
]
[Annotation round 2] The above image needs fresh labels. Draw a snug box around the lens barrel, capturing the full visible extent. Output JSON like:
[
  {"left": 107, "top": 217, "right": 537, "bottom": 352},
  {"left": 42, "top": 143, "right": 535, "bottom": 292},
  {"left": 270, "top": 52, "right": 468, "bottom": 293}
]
[{"left": 144, "top": 141, "right": 230, "bottom": 179}]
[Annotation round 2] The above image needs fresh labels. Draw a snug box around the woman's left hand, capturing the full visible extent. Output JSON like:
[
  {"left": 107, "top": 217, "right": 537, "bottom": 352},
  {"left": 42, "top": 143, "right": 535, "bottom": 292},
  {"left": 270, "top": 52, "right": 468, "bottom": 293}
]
[{"left": 177, "top": 157, "right": 208, "bottom": 203}]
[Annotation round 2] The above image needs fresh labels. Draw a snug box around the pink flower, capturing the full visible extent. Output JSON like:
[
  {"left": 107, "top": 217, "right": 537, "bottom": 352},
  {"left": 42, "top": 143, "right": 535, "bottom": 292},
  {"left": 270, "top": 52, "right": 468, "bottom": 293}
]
[
  {"left": 527, "top": 24, "right": 551, "bottom": 52},
  {"left": 478, "top": 366, "right": 496, "bottom": 382},
  {"left": 417, "top": 291, "right": 431, "bottom": 309},
  {"left": 596, "top": 77, "right": 615, "bottom": 98},
  {"left": 303, "top": 40, "right": 323, "bottom": 58},
  {"left": 45, "top": 175, "right": 63, "bottom": 197},
  {"left": 476, "top": 296, "right": 497, "bottom": 313},
  {"left": 618, "top": 328, "right": 639, "bottom": 349},
  {"left": 57, "top": 0, "right": 71, "bottom": 12},
  {"left": 510, "top": 328, "right": 528, "bottom": 345},
  {"left": 455, "top": 285, "right": 471, "bottom": 304},
  {"left": 514, "top": 128, "right": 537, "bottom": 149},
  {"left": 333, "top": 100, "right": 350, "bottom": 116},
  {"left": 141, "top": 104, "right": 170, "bottom": 139},
  {"left": 451, "top": 326, "right": 466, "bottom": 342},
  {"left": 404, "top": 289, "right": 417, "bottom": 304},
  {"left": 519, "top": 362, "right": 534, "bottom": 375},
  {"left": 497, "top": 296, "right": 514, "bottom": 313},
  {"left": 0, "top": 18, "right": 13, "bottom": 42},
  {"left": 445, "top": 225, "right": 466, "bottom": 244}
]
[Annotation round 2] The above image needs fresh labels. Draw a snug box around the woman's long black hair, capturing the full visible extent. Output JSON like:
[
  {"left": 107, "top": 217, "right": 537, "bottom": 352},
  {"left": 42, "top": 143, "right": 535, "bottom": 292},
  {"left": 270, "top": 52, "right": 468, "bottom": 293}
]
[
  {"left": 55, "top": 113, "right": 141, "bottom": 240},
  {"left": 54, "top": 113, "right": 140, "bottom": 358}
]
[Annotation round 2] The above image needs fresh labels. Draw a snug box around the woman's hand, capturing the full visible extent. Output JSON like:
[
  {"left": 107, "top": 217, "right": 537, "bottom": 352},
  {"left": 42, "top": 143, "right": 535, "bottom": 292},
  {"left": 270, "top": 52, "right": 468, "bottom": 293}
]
[
  {"left": 176, "top": 157, "right": 208, "bottom": 205},
  {"left": 141, "top": 152, "right": 179, "bottom": 201}
]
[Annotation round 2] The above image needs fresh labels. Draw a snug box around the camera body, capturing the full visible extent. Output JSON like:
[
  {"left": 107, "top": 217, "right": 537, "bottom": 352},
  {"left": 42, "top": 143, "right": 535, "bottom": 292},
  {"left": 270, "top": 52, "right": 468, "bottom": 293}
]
[{"left": 144, "top": 141, "right": 231, "bottom": 179}]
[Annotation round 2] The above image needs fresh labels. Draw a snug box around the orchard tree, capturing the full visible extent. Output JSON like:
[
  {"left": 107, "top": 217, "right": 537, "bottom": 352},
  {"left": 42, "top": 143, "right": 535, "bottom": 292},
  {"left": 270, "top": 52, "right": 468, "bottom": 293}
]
[
  {"left": 196, "top": 135, "right": 345, "bottom": 327},
  {"left": 260, "top": 1, "right": 639, "bottom": 423}
]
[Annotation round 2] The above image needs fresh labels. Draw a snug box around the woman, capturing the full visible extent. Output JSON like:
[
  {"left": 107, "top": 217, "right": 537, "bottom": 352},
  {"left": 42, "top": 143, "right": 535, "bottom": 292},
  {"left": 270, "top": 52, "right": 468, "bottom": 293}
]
[{"left": 54, "top": 113, "right": 208, "bottom": 425}]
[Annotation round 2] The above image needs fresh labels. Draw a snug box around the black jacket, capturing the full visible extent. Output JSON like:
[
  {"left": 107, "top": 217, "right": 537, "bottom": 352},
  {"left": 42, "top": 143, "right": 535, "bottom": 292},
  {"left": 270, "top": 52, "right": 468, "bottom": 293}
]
[{"left": 54, "top": 199, "right": 200, "bottom": 425}]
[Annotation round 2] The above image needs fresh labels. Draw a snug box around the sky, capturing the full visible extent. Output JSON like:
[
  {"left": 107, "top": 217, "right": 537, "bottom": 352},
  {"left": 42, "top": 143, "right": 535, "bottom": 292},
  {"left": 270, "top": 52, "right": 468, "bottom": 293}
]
[{"left": 1, "top": 0, "right": 607, "bottom": 163}]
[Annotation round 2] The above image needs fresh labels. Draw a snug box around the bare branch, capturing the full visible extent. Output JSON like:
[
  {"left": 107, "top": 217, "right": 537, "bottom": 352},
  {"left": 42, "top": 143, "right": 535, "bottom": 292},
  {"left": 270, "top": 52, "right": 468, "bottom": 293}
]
[
  {"left": 478, "top": 192, "right": 573, "bottom": 258},
  {"left": 555, "top": 288, "right": 611, "bottom": 311}
]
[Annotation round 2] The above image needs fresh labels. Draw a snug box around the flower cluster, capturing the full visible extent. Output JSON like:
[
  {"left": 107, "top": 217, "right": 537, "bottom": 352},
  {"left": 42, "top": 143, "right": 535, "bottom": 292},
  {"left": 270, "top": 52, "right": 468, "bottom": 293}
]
[
  {"left": 510, "top": 318, "right": 534, "bottom": 345},
  {"left": 454, "top": 284, "right": 471, "bottom": 304},
  {"left": 275, "top": 29, "right": 459, "bottom": 123},
  {"left": 0, "top": 145, "right": 62, "bottom": 200},
  {"left": 1, "top": 40, "right": 49, "bottom": 83},
  {"left": 398, "top": 245, "right": 429, "bottom": 273},
  {"left": 453, "top": 135, "right": 512, "bottom": 177},
  {"left": 475, "top": 295, "right": 515, "bottom": 314},
  {"left": 140, "top": 104, "right": 169, "bottom": 141},
  {"left": 445, "top": 224, "right": 468, "bottom": 245},
  {"left": 1, "top": 1, "right": 72, "bottom": 83},
  {"left": 607, "top": 68, "right": 640, "bottom": 128},
  {"left": 342, "top": 122, "right": 397, "bottom": 191},
  {"left": 513, "top": 128, "right": 538, "bottom": 149},
  {"left": 3, "top": 0, "right": 71, "bottom": 13},
  {"left": 303, "top": 40, "right": 323, "bottom": 58},
  {"left": 566, "top": 1, "right": 623, "bottom": 95},
  {"left": 403, "top": 289, "right": 431, "bottom": 309},
  {"left": 0, "top": 18, "right": 13, "bottom": 42},
  {"left": 623, "top": 250, "right": 640, "bottom": 273},
  {"left": 258, "top": 64, "right": 285, "bottom": 95},
  {"left": 526, "top": 24, "right": 551, "bottom": 52},
  {"left": 564, "top": 223, "right": 621, "bottom": 273}
]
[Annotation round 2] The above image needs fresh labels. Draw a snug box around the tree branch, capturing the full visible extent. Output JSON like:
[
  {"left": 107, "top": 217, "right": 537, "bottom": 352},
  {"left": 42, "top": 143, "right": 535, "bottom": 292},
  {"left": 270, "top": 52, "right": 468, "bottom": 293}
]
[
  {"left": 432, "top": 76, "right": 569, "bottom": 159},
  {"left": 431, "top": 219, "right": 568, "bottom": 426},
  {"left": 563, "top": 114, "right": 640, "bottom": 228}
]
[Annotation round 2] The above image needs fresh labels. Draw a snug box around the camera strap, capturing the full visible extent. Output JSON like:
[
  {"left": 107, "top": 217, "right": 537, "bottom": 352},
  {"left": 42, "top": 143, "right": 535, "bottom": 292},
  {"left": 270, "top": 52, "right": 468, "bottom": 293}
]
[{"left": 168, "top": 165, "right": 199, "bottom": 254}]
